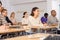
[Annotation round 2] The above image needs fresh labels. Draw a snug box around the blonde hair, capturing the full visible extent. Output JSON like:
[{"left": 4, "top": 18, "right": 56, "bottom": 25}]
[{"left": 10, "top": 12, "right": 15, "bottom": 18}]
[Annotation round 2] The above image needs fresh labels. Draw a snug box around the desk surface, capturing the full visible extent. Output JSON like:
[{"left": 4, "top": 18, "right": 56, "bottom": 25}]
[
  {"left": 0, "top": 25, "right": 58, "bottom": 40},
  {"left": 0, "top": 25, "right": 57, "bottom": 34},
  {"left": 0, "top": 28, "right": 25, "bottom": 34},
  {"left": 0, "top": 25, "right": 27, "bottom": 34},
  {"left": 32, "top": 26, "right": 57, "bottom": 30},
  {"left": 4, "top": 33, "right": 50, "bottom": 40}
]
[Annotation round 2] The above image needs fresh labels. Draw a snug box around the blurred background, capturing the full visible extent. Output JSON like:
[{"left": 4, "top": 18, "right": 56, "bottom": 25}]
[{"left": 0, "top": 0, "right": 60, "bottom": 22}]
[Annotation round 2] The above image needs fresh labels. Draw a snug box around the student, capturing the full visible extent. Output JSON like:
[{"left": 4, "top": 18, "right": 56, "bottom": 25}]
[
  {"left": 28, "top": 7, "right": 43, "bottom": 33},
  {"left": 22, "top": 12, "right": 29, "bottom": 25},
  {"left": 10, "top": 12, "right": 17, "bottom": 25},
  {"left": 1, "top": 9, "right": 13, "bottom": 25},
  {"left": 41, "top": 13, "right": 48, "bottom": 24},
  {"left": 48, "top": 10, "right": 58, "bottom": 26},
  {"left": 28, "top": 7, "right": 43, "bottom": 27}
]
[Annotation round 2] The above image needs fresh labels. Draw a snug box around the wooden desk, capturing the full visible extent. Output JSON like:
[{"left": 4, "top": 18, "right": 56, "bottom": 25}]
[
  {"left": 0, "top": 28, "right": 25, "bottom": 34},
  {"left": 31, "top": 26, "right": 57, "bottom": 33},
  {"left": 0, "top": 25, "right": 27, "bottom": 35},
  {"left": 32, "top": 26, "right": 57, "bottom": 30},
  {"left": 4, "top": 33, "right": 50, "bottom": 40}
]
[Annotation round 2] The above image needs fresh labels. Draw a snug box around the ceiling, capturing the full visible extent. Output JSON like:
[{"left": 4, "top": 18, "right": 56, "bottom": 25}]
[{"left": 9, "top": 0, "right": 47, "bottom": 5}]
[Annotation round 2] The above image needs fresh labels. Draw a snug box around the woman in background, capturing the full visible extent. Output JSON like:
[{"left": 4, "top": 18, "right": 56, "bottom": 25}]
[
  {"left": 22, "top": 12, "right": 29, "bottom": 26},
  {"left": 10, "top": 12, "right": 17, "bottom": 25}
]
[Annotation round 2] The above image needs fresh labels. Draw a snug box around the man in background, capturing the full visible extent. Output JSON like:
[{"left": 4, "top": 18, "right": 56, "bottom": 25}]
[{"left": 48, "top": 10, "right": 58, "bottom": 26}]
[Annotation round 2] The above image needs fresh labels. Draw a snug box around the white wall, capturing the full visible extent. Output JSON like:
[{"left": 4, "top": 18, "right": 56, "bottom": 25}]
[
  {"left": 58, "top": 0, "right": 60, "bottom": 20},
  {"left": 9, "top": 0, "right": 46, "bottom": 5},
  {"left": 46, "top": 0, "right": 52, "bottom": 14}
]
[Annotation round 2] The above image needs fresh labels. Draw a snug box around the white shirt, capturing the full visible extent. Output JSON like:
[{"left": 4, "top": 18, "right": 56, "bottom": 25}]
[
  {"left": 28, "top": 16, "right": 43, "bottom": 27},
  {"left": 22, "top": 18, "right": 29, "bottom": 24},
  {"left": 48, "top": 15, "right": 58, "bottom": 25}
]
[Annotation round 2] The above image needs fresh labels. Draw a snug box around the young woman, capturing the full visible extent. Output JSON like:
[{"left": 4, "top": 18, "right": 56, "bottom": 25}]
[
  {"left": 28, "top": 7, "right": 43, "bottom": 32},
  {"left": 22, "top": 12, "right": 29, "bottom": 25},
  {"left": 28, "top": 7, "right": 43, "bottom": 27},
  {"left": 10, "top": 12, "right": 17, "bottom": 25}
]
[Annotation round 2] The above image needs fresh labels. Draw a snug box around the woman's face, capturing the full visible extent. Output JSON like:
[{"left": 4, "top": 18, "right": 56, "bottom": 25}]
[
  {"left": 12, "top": 13, "right": 15, "bottom": 18},
  {"left": 25, "top": 13, "right": 28, "bottom": 18},
  {"left": 33, "top": 9, "right": 40, "bottom": 17}
]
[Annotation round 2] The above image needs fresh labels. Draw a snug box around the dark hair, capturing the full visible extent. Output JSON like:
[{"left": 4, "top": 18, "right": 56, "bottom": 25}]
[
  {"left": 1, "top": 9, "right": 7, "bottom": 13},
  {"left": 23, "top": 12, "right": 27, "bottom": 18},
  {"left": 44, "top": 13, "right": 48, "bottom": 16},
  {"left": 31, "top": 7, "right": 39, "bottom": 16},
  {"left": 0, "top": 1, "right": 2, "bottom": 5}
]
